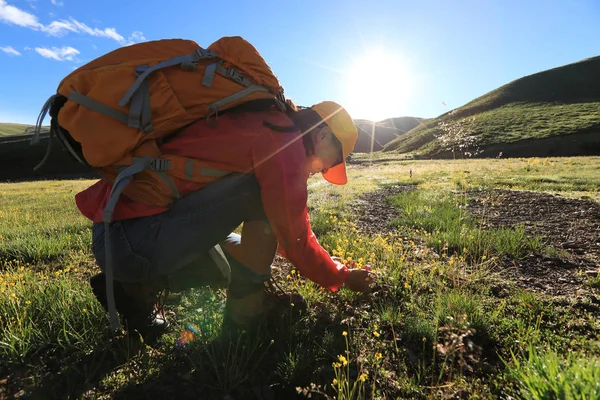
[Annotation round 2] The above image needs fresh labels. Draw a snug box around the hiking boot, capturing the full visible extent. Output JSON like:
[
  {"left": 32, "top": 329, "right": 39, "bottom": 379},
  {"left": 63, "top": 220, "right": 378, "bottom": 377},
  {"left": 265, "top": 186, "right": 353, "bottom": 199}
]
[
  {"left": 119, "top": 281, "right": 171, "bottom": 341},
  {"left": 89, "top": 273, "right": 171, "bottom": 341}
]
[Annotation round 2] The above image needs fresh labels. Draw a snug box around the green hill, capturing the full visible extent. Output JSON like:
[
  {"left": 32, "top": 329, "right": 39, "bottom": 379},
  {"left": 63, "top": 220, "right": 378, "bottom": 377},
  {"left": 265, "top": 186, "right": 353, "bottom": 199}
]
[
  {"left": 353, "top": 116, "right": 426, "bottom": 153},
  {"left": 0, "top": 123, "right": 32, "bottom": 136},
  {"left": 383, "top": 56, "right": 600, "bottom": 157},
  {"left": 0, "top": 123, "right": 51, "bottom": 136}
]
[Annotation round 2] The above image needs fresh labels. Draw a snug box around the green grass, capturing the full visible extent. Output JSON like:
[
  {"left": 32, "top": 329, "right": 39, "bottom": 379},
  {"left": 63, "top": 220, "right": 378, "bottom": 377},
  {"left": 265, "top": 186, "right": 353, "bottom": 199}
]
[
  {"left": 508, "top": 346, "right": 600, "bottom": 400},
  {"left": 1, "top": 157, "right": 600, "bottom": 398},
  {"left": 0, "top": 180, "right": 92, "bottom": 262},
  {"left": 0, "top": 261, "right": 106, "bottom": 365},
  {"left": 388, "top": 189, "right": 547, "bottom": 260}
]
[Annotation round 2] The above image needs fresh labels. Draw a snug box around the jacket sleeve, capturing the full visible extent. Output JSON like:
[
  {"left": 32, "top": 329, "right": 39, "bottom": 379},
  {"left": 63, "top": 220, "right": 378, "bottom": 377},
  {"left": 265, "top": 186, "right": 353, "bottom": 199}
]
[{"left": 251, "top": 129, "right": 349, "bottom": 291}]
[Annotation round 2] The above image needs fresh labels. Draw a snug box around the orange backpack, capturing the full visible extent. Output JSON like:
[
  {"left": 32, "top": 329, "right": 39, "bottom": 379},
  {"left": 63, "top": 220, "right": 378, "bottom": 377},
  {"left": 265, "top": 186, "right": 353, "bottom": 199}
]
[
  {"left": 32, "top": 36, "right": 287, "bottom": 212},
  {"left": 31, "top": 36, "right": 287, "bottom": 331}
]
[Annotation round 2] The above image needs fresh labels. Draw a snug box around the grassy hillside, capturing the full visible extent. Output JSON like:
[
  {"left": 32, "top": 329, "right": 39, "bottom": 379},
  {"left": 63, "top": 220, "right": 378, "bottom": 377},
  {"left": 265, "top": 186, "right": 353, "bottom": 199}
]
[
  {"left": 0, "top": 123, "right": 51, "bottom": 137},
  {"left": 384, "top": 56, "right": 600, "bottom": 157},
  {"left": 0, "top": 123, "right": 32, "bottom": 136}
]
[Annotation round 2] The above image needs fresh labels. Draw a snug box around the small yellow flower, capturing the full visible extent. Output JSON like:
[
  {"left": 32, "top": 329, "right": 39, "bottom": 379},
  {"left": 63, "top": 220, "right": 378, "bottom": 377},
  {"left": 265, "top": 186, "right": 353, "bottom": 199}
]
[
  {"left": 359, "top": 373, "right": 368, "bottom": 382},
  {"left": 338, "top": 355, "right": 348, "bottom": 366},
  {"left": 270, "top": 339, "right": 275, "bottom": 344},
  {"left": 375, "top": 352, "right": 382, "bottom": 359},
  {"left": 82, "top": 308, "right": 87, "bottom": 313},
  {"left": 25, "top": 300, "right": 31, "bottom": 305},
  {"left": 342, "top": 331, "right": 347, "bottom": 336},
  {"left": 332, "top": 362, "right": 342, "bottom": 368},
  {"left": 332, "top": 378, "right": 338, "bottom": 385},
  {"left": 373, "top": 331, "right": 380, "bottom": 338}
]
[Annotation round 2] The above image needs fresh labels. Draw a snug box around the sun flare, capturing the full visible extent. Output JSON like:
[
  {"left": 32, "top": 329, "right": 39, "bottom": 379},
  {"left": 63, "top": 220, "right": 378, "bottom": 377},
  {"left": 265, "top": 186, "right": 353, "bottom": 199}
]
[{"left": 343, "top": 48, "right": 413, "bottom": 122}]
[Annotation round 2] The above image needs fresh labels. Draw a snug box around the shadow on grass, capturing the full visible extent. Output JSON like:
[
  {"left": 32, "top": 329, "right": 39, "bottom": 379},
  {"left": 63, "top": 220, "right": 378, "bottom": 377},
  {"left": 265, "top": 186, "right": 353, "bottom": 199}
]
[{"left": 17, "top": 334, "right": 149, "bottom": 400}]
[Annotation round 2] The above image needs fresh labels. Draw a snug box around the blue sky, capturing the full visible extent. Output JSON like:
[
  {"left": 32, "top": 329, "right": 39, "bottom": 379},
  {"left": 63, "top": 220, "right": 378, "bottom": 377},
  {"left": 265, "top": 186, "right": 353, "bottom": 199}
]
[{"left": 0, "top": 0, "right": 599, "bottom": 124}]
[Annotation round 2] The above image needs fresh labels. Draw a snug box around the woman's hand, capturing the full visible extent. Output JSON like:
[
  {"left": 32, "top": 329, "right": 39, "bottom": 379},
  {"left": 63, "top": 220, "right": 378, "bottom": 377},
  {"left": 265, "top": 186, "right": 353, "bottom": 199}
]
[{"left": 332, "top": 257, "right": 376, "bottom": 293}]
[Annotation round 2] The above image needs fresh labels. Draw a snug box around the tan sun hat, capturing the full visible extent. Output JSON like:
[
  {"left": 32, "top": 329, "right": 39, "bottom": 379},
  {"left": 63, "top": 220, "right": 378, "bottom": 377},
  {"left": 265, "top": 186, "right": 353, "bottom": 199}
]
[{"left": 310, "top": 101, "right": 358, "bottom": 185}]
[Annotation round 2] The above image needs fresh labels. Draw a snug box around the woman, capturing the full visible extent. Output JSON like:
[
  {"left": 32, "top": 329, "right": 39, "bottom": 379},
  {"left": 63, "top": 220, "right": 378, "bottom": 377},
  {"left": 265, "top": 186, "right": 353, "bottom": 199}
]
[{"left": 82, "top": 100, "right": 375, "bottom": 340}]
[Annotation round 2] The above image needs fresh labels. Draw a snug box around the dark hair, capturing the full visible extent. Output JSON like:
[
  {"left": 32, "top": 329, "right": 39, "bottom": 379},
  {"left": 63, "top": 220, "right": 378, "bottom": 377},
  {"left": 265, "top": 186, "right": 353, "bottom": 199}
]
[{"left": 286, "top": 106, "right": 329, "bottom": 156}]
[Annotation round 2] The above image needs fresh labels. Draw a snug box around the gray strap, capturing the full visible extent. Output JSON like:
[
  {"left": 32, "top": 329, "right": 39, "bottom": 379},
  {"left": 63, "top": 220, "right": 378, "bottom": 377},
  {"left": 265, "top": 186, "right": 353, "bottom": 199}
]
[
  {"left": 208, "top": 244, "right": 231, "bottom": 284},
  {"left": 104, "top": 221, "right": 120, "bottom": 331},
  {"left": 119, "top": 54, "right": 193, "bottom": 107},
  {"left": 192, "top": 47, "right": 217, "bottom": 60},
  {"left": 185, "top": 160, "right": 194, "bottom": 179},
  {"left": 215, "top": 64, "right": 253, "bottom": 87},
  {"left": 102, "top": 156, "right": 162, "bottom": 331},
  {"left": 69, "top": 91, "right": 129, "bottom": 125},
  {"left": 31, "top": 94, "right": 60, "bottom": 171},
  {"left": 31, "top": 94, "right": 57, "bottom": 145},
  {"left": 209, "top": 85, "right": 271, "bottom": 113},
  {"left": 156, "top": 171, "right": 180, "bottom": 199},
  {"left": 128, "top": 65, "right": 154, "bottom": 132},
  {"left": 202, "top": 62, "right": 218, "bottom": 87},
  {"left": 55, "top": 126, "right": 86, "bottom": 164}
]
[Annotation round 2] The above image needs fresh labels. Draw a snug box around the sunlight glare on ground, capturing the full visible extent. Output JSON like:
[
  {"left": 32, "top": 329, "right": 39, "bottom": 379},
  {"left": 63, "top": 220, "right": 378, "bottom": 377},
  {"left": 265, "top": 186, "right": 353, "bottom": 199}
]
[{"left": 342, "top": 47, "right": 414, "bottom": 122}]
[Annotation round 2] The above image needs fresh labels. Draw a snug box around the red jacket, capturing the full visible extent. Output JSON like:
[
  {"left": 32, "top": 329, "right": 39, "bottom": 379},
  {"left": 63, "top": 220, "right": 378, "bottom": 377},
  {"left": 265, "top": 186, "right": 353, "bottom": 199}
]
[{"left": 75, "top": 108, "right": 349, "bottom": 291}]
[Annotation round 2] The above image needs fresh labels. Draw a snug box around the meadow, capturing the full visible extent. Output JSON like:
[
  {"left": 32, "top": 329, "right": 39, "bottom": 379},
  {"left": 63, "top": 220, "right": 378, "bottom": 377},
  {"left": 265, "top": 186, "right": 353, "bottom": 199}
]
[{"left": 1, "top": 155, "right": 600, "bottom": 399}]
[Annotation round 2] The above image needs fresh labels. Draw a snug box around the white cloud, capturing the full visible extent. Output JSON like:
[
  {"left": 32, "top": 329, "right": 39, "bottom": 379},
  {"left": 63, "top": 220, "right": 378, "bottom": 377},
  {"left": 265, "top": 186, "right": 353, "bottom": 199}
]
[
  {"left": 35, "top": 45, "right": 79, "bottom": 61},
  {"left": 126, "top": 31, "right": 146, "bottom": 45},
  {"left": 51, "top": 0, "right": 64, "bottom": 6},
  {"left": 0, "top": 0, "right": 144, "bottom": 45},
  {"left": 0, "top": 45, "right": 20, "bottom": 55},
  {"left": 0, "top": 0, "right": 43, "bottom": 29},
  {"left": 44, "top": 18, "right": 125, "bottom": 42}
]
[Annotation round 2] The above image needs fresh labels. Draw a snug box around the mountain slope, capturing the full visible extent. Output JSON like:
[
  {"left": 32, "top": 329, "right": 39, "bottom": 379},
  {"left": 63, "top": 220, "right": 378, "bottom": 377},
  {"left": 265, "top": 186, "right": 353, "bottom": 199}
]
[
  {"left": 353, "top": 116, "right": 426, "bottom": 153},
  {"left": 383, "top": 56, "right": 600, "bottom": 157},
  {"left": 0, "top": 123, "right": 32, "bottom": 136}
]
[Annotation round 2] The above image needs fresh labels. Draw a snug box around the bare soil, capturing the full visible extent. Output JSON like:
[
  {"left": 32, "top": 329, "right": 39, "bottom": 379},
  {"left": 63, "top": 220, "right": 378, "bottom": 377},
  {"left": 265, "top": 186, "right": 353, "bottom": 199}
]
[{"left": 353, "top": 184, "right": 600, "bottom": 300}]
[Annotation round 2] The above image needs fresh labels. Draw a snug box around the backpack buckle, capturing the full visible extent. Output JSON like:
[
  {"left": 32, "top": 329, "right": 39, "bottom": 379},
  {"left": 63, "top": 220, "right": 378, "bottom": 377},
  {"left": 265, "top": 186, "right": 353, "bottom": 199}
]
[{"left": 149, "top": 158, "right": 172, "bottom": 171}]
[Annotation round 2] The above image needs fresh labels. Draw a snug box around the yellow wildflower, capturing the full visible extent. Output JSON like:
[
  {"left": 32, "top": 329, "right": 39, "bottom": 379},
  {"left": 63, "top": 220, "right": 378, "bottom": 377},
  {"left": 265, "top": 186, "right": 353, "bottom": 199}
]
[
  {"left": 375, "top": 352, "right": 382, "bottom": 359},
  {"left": 359, "top": 373, "right": 368, "bottom": 381},
  {"left": 373, "top": 331, "right": 380, "bottom": 338},
  {"left": 338, "top": 355, "right": 348, "bottom": 366},
  {"left": 342, "top": 331, "right": 347, "bottom": 336}
]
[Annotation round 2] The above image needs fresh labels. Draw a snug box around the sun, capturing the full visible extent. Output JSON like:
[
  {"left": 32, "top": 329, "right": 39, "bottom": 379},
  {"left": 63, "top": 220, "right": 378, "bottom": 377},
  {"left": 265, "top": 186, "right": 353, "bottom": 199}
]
[{"left": 342, "top": 48, "right": 413, "bottom": 122}]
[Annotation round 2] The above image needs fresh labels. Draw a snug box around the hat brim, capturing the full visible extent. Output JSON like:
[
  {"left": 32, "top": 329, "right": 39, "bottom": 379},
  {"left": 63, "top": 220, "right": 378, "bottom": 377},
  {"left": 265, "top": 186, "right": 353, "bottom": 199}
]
[{"left": 322, "top": 162, "right": 348, "bottom": 185}]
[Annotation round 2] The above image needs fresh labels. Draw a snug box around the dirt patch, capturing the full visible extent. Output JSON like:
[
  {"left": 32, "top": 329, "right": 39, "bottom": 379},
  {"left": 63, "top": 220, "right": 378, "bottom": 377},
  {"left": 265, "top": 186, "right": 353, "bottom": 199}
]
[
  {"left": 353, "top": 185, "right": 600, "bottom": 298},
  {"left": 467, "top": 189, "right": 600, "bottom": 296},
  {"left": 353, "top": 184, "right": 415, "bottom": 235}
]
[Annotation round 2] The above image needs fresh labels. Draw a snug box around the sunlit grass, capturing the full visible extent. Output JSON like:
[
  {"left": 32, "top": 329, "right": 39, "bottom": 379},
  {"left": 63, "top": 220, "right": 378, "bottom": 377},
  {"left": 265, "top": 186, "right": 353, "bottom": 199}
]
[{"left": 1, "top": 156, "right": 600, "bottom": 398}]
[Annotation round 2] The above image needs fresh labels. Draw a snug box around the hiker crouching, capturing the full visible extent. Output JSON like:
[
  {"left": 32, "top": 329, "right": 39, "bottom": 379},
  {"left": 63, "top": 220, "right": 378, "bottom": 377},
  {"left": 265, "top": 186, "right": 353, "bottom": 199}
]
[{"left": 79, "top": 100, "right": 375, "bottom": 341}]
